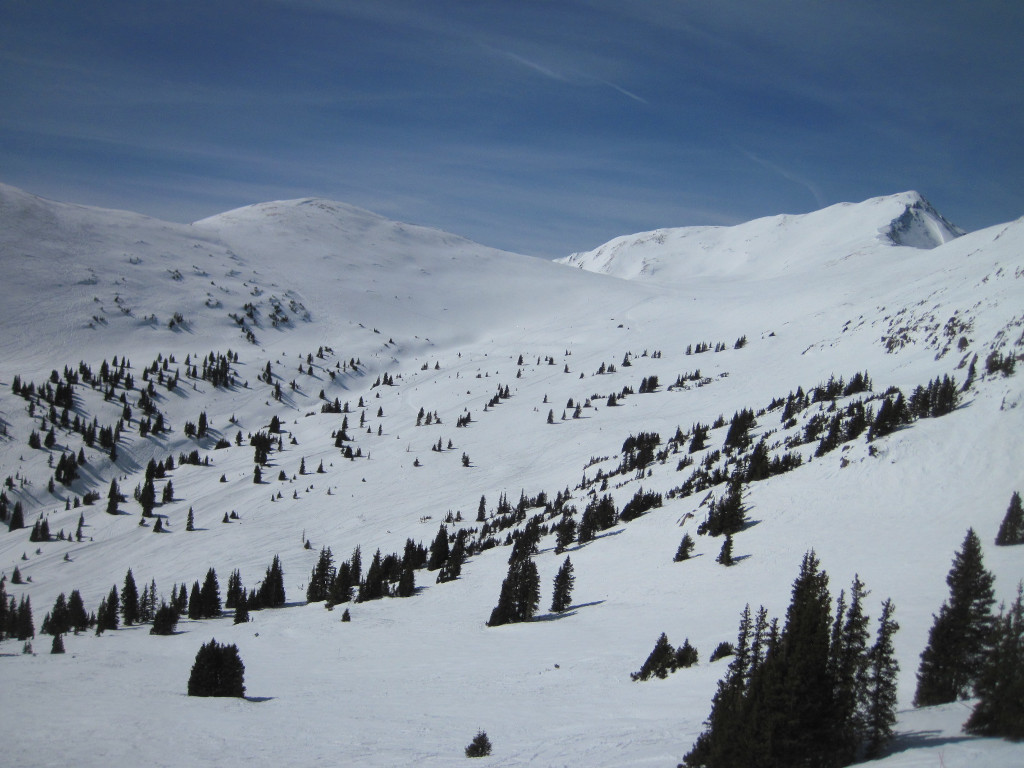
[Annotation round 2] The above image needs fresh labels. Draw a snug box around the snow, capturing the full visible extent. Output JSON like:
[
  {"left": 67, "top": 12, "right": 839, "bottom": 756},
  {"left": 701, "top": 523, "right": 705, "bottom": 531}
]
[{"left": 1, "top": 183, "right": 1022, "bottom": 767}]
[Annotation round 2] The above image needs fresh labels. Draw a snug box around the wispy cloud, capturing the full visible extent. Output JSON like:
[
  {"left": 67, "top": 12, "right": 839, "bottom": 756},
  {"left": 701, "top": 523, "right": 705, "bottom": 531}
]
[
  {"left": 740, "top": 149, "right": 826, "bottom": 208},
  {"left": 599, "top": 78, "right": 648, "bottom": 105}
]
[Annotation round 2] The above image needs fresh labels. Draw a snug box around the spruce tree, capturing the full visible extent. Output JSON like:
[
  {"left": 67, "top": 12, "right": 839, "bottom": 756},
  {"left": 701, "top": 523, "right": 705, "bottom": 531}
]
[
  {"left": 187, "top": 639, "right": 245, "bottom": 697},
  {"left": 487, "top": 557, "right": 540, "bottom": 626},
  {"left": 68, "top": 589, "right": 88, "bottom": 634},
  {"left": 674, "top": 532, "right": 695, "bottom": 562},
  {"left": 151, "top": 603, "right": 179, "bottom": 635},
  {"left": 995, "top": 491, "right": 1024, "bottom": 546},
  {"left": 914, "top": 528, "right": 996, "bottom": 706},
  {"left": 51, "top": 633, "right": 65, "bottom": 654},
  {"left": 200, "top": 568, "right": 221, "bottom": 618},
  {"left": 102, "top": 586, "right": 119, "bottom": 631},
  {"left": 465, "top": 730, "right": 492, "bottom": 757},
  {"left": 716, "top": 533, "right": 734, "bottom": 566},
  {"left": 964, "top": 582, "right": 1024, "bottom": 739},
  {"left": 632, "top": 632, "right": 678, "bottom": 681},
  {"left": 863, "top": 599, "right": 900, "bottom": 759},
  {"left": 550, "top": 556, "right": 575, "bottom": 613},
  {"left": 306, "top": 547, "right": 334, "bottom": 603}
]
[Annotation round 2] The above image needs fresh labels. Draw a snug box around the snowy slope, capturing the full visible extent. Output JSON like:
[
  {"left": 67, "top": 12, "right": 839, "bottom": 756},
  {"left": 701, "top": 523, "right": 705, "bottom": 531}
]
[
  {"left": 558, "top": 191, "right": 963, "bottom": 281},
  {"left": 1, "top": 184, "right": 1022, "bottom": 768}
]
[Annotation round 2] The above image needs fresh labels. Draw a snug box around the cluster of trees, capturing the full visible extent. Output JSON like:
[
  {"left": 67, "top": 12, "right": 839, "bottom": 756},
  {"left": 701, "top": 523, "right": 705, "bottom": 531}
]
[
  {"left": 488, "top": 554, "right": 574, "bottom": 627},
  {"left": 631, "top": 632, "right": 699, "bottom": 681},
  {"left": 684, "top": 553, "right": 899, "bottom": 767},
  {"left": 188, "top": 639, "right": 245, "bottom": 697},
  {"left": 913, "top": 527, "right": 1024, "bottom": 739},
  {"left": 306, "top": 542, "right": 424, "bottom": 606},
  {"left": 0, "top": 579, "right": 35, "bottom": 642}
]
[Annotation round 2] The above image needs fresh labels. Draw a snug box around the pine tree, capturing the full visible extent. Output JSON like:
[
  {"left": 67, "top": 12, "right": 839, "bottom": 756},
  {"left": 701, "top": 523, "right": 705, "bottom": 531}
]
[
  {"left": 51, "top": 633, "right": 65, "bottom": 654},
  {"left": 200, "top": 568, "right": 221, "bottom": 618},
  {"left": 187, "top": 581, "right": 202, "bottom": 620},
  {"left": 488, "top": 557, "right": 540, "bottom": 626},
  {"left": 151, "top": 603, "right": 179, "bottom": 635},
  {"left": 863, "top": 598, "right": 900, "bottom": 759},
  {"left": 234, "top": 598, "right": 249, "bottom": 625},
  {"left": 256, "top": 555, "right": 285, "bottom": 608},
  {"left": 550, "top": 556, "right": 575, "bottom": 613},
  {"left": 187, "top": 639, "right": 245, "bottom": 697},
  {"left": 67, "top": 589, "right": 88, "bottom": 634},
  {"left": 716, "top": 533, "right": 734, "bottom": 566},
  {"left": 674, "top": 532, "right": 696, "bottom": 562},
  {"left": 914, "top": 528, "right": 996, "bottom": 706},
  {"left": 102, "top": 585, "right": 119, "bottom": 631},
  {"left": 186, "top": 507, "right": 195, "bottom": 531},
  {"left": 829, "top": 576, "right": 871, "bottom": 764},
  {"left": 964, "top": 582, "right": 1024, "bottom": 739},
  {"left": 631, "top": 633, "right": 679, "bottom": 681},
  {"left": 396, "top": 564, "right": 416, "bottom": 598},
  {"left": 995, "top": 491, "right": 1024, "bottom": 546},
  {"left": 427, "top": 525, "right": 450, "bottom": 571},
  {"left": 465, "top": 730, "right": 492, "bottom": 757},
  {"left": 306, "top": 547, "right": 334, "bottom": 603},
  {"left": 16, "top": 595, "right": 34, "bottom": 640}
]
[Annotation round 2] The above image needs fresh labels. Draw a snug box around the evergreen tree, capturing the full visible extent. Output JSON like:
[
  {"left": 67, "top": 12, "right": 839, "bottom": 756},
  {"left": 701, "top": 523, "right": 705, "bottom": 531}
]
[
  {"left": 914, "top": 528, "right": 996, "bottom": 706},
  {"left": 357, "top": 549, "right": 385, "bottom": 602},
  {"left": 44, "top": 592, "right": 71, "bottom": 636},
  {"left": 187, "top": 639, "right": 245, "bottom": 697},
  {"left": 234, "top": 598, "right": 249, "bottom": 625},
  {"left": 186, "top": 507, "right": 195, "bottom": 531},
  {"left": 426, "top": 525, "right": 450, "bottom": 571},
  {"left": 187, "top": 581, "right": 202, "bottom": 620},
  {"left": 674, "top": 532, "right": 696, "bottom": 562},
  {"left": 151, "top": 603, "right": 179, "bottom": 635},
  {"left": 200, "top": 568, "right": 221, "bottom": 618},
  {"left": 67, "top": 589, "right": 88, "bottom": 634},
  {"left": 828, "top": 576, "right": 871, "bottom": 764},
  {"left": 101, "top": 585, "right": 119, "bottom": 631},
  {"left": 487, "top": 557, "right": 540, "bottom": 626},
  {"left": 964, "top": 582, "right": 1024, "bottom": 739},
  {"left": 121, "top": 568, "right": 140, "bottom": 625},
  {"left": 106, "top": 479, "right": 120, "bottom": 515},
  {"left": 16, "top": 595, "right": 34, "bottom": 640},
  {"left": 863, "top": 599, "right": 900, "bottom": 759},
  {"left": 8, "top": 500, "right": 25, "bottom": 531},
  {"left": 995, "top": 491, "right": 1024, "bottom": 546},
  {"left": 396, "top": 564, "right": 416, "bottom": 597},
  {"left": 465, "top": 730, "right": 492, "bottom": 757},
  {"left": 306, "top": 546, "right": 334, "bottom": 603},
  {"left": 550, "top": 556, "right": 575, "bottom": 613},
  {"left": 716, "top": 533, "right": 734, "bottom": 566},
  {"left": 630, "top": 634, "right": 679, "bottom": 684},
  {"left": 256, "top": 555, "right": 286, "bottom": 608},
  {"left": 51, "top": 633, "right": 65, "bottom": 654}
]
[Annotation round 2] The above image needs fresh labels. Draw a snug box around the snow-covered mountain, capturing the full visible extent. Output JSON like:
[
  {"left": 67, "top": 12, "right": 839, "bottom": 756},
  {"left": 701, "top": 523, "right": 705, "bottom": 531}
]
[
  {"left": 1, "top": 184, "right": 1022, "bottom": 767},
  {"left": 558, "top": 191, "right": 963, "bottom": 281}
]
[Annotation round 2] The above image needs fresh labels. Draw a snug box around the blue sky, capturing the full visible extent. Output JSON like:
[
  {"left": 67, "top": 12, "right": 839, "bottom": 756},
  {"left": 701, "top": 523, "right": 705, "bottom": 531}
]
[{"left": 2, "top": 1, "right": 1022, "bottom": 257}]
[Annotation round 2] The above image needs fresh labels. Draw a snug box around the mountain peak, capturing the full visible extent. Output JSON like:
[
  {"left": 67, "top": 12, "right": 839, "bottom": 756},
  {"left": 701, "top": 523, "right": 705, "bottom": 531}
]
[
  {"left": 558, "top": 192, "right": 964, "bottom": 283},
  {"left": 882, "top": 191, "right": 964, "bottom": 248}
]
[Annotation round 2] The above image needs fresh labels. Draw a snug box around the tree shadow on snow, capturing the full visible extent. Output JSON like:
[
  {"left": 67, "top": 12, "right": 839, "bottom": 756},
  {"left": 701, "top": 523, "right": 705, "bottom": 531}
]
[
  {"left": 244, "top": 696, "right": 275, "bottom": 703},
  {"left": 884, "top": 729, "right": 976, "bottom": 756},
  {"left": 531, "top": 600, "right": 605, "bottom": 622}
]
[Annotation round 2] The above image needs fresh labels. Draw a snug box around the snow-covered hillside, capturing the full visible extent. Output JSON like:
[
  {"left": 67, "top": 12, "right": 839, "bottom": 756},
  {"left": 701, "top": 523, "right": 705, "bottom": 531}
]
[{"left": 1, "top": 184, "right": 1021, "bottom": 767}]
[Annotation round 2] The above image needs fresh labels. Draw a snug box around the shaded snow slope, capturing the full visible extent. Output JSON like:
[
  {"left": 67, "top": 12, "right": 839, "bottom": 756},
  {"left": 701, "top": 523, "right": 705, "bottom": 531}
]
[{"left": 0, "top": 184, "right": 1022, "bottom": 768}]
